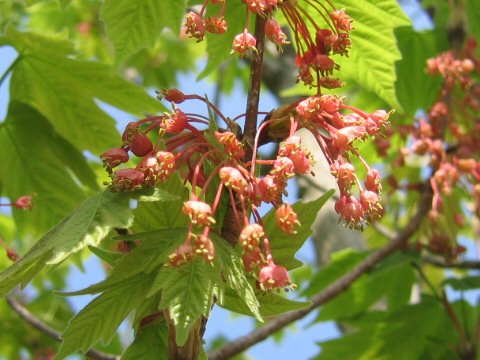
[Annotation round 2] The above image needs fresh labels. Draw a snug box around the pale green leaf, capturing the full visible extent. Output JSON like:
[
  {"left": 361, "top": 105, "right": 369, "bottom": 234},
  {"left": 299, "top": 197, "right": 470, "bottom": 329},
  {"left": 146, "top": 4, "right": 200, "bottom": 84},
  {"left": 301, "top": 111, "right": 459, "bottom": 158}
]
[
  {"left": 155, "top": 258, "right": 220, "bottom": 346},
  {"left": 0, "top": 27, "right": 159, "bottom": 154},
  {"left": 55, "top": 276, "right": 153, "bottom": 359},
  {"left": 333, "top": 0, "right": 411, "bottom": 110},
  {"left": 0, "top": 102, "right": 96, "bottom": 235},
  {"left": 265, "top": 190, "right": 335, "bottom": 269},
  {"left": 213, "top": 235, "right": 262, "bottom": 321},
  {"left": 302, "top": 248, "right": 369, "bottom": 297},
  {"left": 220, "top": 289, "right": 309, "bottom": 317},
  {"left": 0, "top": 191, "right": 133, "bottom": 297},
  {"left": 466, "top": 0, "right": 480, "bottom": 40},
  {"left": 314, "top": 299, "right": 456, "bottom": 360},
  {"left": 198, "top": 1, "right": 245, "bottom": 79},
  {"left": 101, "top": 0, "right": 187, "bottom": 64},
  {"left": 122, "top": 322, "right": 168, "bottom": 360},
  {"left": 316, "top": 253, "right": 416, "bottom": 321},
  {"left": 62, "top": 228, "right": 187, "bottom": 296},
  {"left": 132, "top": 175, "right": 189, "bottom": 232},
  {"left": 395, "top": 27, "right": 447, "bottom": 115}
]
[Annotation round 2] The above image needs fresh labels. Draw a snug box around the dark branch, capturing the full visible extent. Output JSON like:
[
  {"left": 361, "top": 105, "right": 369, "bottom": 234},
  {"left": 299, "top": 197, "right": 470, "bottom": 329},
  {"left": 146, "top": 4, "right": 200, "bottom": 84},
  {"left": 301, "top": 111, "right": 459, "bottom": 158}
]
[
  {"left": 5, "top": 294, "right": 120, "bottom": 360},
  {"left": 209, "top": 189, "right": 432, "bottom": 360},
  {"left": 423, "top": 257, "right": 480, "bottom": 270}
]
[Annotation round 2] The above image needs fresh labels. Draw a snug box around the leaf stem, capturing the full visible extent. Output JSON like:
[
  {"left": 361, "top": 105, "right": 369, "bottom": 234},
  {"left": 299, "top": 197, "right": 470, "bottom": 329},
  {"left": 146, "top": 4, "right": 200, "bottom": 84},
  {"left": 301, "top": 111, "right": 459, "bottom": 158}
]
[{"left": 0, "top": 55, "right": 21, "bottom": 89}]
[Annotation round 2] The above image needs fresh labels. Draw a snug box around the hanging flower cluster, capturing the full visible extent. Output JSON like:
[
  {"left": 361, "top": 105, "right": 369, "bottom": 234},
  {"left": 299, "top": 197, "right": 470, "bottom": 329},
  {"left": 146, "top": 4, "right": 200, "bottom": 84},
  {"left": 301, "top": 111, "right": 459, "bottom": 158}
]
[
  {"left": 385, "top": 38, "right": 479, "bottom": 260},
  {"left": 99, "top": 2, "right": 390, "bottom": 291},
  {"left": 184, "top": 0, "right": 351, "bottom": 92}
]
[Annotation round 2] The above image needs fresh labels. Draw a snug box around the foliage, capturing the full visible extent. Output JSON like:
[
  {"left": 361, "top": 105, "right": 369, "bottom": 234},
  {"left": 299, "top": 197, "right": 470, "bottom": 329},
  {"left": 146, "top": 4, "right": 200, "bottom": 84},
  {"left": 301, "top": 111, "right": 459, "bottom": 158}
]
[{"left": 0, "top": 1, "right": 479, "bottom": 359}]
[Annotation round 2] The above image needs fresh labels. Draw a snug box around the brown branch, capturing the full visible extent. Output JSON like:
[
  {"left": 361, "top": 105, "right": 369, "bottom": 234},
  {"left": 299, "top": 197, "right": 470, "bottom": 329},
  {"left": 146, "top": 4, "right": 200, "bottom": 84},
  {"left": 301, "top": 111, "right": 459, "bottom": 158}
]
[
  {"left": 5, "top": 294, "right": 120, "bottom": 360},
  {"left": 242, "top": 15, "right": 267, "bottom": 160},
  {"left": 209, "top": 189, "right": 432, "bottom": 360},
  {"left": 423, "top": 257, "right": 480, "bottom": 270}
]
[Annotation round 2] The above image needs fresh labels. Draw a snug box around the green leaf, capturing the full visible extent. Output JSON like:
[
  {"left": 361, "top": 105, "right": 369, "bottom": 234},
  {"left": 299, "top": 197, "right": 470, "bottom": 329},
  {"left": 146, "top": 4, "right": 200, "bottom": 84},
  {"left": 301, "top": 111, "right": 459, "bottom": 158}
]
[
  {"left": 444, "top": 275, "right": 480, "bottom": 291},
  {"left": 316, "top": 253, "right": 416, "bottom": 321},
  {"left": 265, "top": 190, "right": 335, "bottom": 269},
  {"left": 88, "top": 246, "right": 122, "bottom": 266},
  {"left": 213, "top": 235, "right": 262, "bottom": 321},
  {"left": 466, "top": 0, "right": 480, "bottom": 40},
  {"left": 395, "top": 27, "right": 447, "bottom": 115},
  {"left": 58, "top": 0, "right": 72, "bottom": 10},
  {"left": 334, "top": 0, "right": 411, "bottom": 110},
  {"left": 63, "top": 228, "right": 187, "bottom": 296},
  {"left": 122, "top": 321, "right": 169, "bottom": 360},
  {"left": 0, "top": 26, "right": 159, "bottom": 154},
  {"left": 220, "top": 289, "right": 309, "bottom": 317},
  {"left": 132, "top": 175, "right": 189, "bottom": 232},
  {"left": 101, "top": 0, "right": 187, "bottom": 65},
  {"left": 198, "top": 1, "right": 245, "bottom": 79},
  {"left": 155, "top": 258, "right": 221, "bottom": 346},
  {"left": 0, "top": 191, "right": 133, "bottom": 297},
  {"left": 314, "top": 299, "right": 457, "bottom": 360},
  {"left": 55, "top": 276, "right": 153, "bottom": 359},
  {"left": 0, "top": 102, "right": 97, "bottom": 235},
  {"left": 302, "top": 248, "right": 369, "bottom": 297}
]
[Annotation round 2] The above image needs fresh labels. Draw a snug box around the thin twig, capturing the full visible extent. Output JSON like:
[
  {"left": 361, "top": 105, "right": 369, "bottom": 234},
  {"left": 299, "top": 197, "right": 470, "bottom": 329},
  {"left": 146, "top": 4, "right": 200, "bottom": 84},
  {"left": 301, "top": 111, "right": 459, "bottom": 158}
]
[
  {"left": 209, "top": 189, "right": 432, "bottom": 360},
  {"left": 423, "top": 256, "right": 480, "bottom": 270},
  {"left": 5, "top": 294, "right": 120, "bottom": 360}
]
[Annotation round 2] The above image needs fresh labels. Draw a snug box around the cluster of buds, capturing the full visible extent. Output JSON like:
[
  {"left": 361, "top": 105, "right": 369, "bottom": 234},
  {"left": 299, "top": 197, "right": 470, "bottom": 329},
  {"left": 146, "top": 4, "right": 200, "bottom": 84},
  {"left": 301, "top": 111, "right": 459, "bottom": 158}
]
[
  {"left": 386, "top": 38, "right": 479, "bottom": 259},
  {"left": 184, "top": 0, "right": 351, "bottom": 91}
]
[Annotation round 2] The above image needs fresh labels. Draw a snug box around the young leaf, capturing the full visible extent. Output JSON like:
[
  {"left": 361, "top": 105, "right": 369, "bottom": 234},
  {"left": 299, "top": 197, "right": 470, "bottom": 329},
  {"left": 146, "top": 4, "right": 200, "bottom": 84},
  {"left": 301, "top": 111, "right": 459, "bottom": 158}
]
[
  {"left": 395, "top": 26, "right": 448, "bottom": 116},
  {"left": 213, "top": 235, "right": 262, "bottom": 321},
  {"left": 122, "top": 321, "right": 169, "bottom": 360},
  {"left": 264, "top": 190, "right": 335, "bottom": 269},
  {"left": 0, "top": 102, "right": 96, "bottom": 235},
  {"left": 0, "top": 26, "right": 159, "bottom": 154},
  {"left": 333, "top": 0, "right": 411, "bottom": 110},
  {"left": 444, "top": 275, "right": 480, "bottom": 291},
  {"left": 55, "top": 276, "right": 153, "bottom": 359},
  {"left": 132, "top": 175, "right": 189, "bottom": 232},
  {"left": 0, "top": 191, "right": 133, "bottom": 297},
  {"left": 220, "top": 289, "right": 309, "bottom": 317},
  {"left": 101, "top": 0, "right": 187, "bottom": 65},
  {"left": 302, "top": 248, "right": 369, "bottom": 297},
  {"left": 154, "top": 258, "right": 221, "bottom": 346},
  {"left": 62, "top": 228, "right": 187, "bottom": 296},
  {"left": 198, "top": 1, "right": 245, "bottom": 79}
]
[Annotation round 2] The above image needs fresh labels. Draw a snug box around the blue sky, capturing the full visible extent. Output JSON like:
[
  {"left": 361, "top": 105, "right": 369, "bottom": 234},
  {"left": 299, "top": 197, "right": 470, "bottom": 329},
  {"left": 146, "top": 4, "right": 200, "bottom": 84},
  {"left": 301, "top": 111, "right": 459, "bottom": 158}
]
[{"left": 2, "top": 1, "right": 478, "bottom": 359}]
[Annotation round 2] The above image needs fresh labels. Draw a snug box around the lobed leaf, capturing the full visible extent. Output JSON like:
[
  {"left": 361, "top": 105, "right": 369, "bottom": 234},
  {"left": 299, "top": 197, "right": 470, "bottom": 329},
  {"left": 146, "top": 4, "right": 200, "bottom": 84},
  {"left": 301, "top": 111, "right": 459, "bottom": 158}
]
[
  {"left": 0, "top": 190, "right": 133, "bottom": 297},
  {"left": 0, "top": 26, "right": 160, "bottom": 154},
  {"left": 0, "top": 102, "right": 96, "bottom": 235},
  {"left": 213, "top": 235, "right": 262, "bottom": 321},
  {"left": 154, "top": 258, "right": 221, "bottom": 346},
  {"left": 55, "top": 276, "right": 153, "bottom": 359},
  {"left": 333, "top": 0, "right": 411, "bottom": 110},
  {"left": 220, "top": 289, "right": 309, "bottom": 318},
  {"left": 264, "top": 190, "right": 335, "bottom": 269},
  {"left": 101, "top": 0, "right": 187, "bottom": 65},
  {"left": 122, "top": 321, "right": 169, "bottom": 360}
]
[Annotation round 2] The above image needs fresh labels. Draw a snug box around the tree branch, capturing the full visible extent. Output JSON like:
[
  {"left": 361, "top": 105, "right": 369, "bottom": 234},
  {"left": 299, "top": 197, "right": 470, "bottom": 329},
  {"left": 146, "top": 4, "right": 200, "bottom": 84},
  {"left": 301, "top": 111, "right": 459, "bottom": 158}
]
[
  {"left": 242, "top": 15, "right": 267, "bottom": 160},
  {"left": 5, "top": 294, "right": 120, "bottom": 360},
  {"left": 423, "top": 256, "right": 480, "bottom": 270},
  {"left": 209, "top": 189, "right": 432, "bottom": 360}
]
